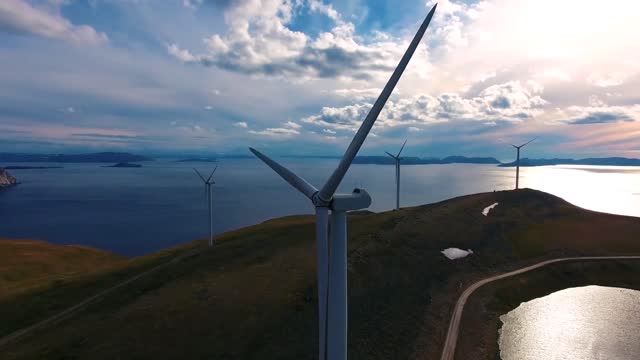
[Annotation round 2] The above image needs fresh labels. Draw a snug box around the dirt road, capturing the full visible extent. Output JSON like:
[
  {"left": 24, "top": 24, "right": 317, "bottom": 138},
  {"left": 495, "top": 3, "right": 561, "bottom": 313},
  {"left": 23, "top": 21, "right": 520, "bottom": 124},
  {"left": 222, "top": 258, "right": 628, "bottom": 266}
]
[{"left": 439, "top": 255, "right": 640, "bottom": 360}]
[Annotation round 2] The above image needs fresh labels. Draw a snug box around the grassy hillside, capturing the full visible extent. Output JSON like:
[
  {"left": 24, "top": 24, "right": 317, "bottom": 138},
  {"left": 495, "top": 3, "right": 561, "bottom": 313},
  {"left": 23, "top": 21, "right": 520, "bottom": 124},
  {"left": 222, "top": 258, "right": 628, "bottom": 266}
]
[
  {"left": 1, "top": 189, "right": 639, "bottom": 360},
  {"left": 0, "top": 239, "right": 123, "bottom": 299}
]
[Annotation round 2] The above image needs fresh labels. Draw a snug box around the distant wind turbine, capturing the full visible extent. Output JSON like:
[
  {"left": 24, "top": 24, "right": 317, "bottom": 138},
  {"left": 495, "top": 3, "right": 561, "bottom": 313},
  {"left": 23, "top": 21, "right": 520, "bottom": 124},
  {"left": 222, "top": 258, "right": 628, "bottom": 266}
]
[
  {"left": 194, "top": 166, "right": 217, "bottom": 247},
  {"left": 385, "top": 139, "right": 407, "bottom": 210},
  {"left": 511, "top": 139, "right": 535, "bottom": 190},
  {"left": 249, "top": 5, "right": 437, "bottom": 360}
]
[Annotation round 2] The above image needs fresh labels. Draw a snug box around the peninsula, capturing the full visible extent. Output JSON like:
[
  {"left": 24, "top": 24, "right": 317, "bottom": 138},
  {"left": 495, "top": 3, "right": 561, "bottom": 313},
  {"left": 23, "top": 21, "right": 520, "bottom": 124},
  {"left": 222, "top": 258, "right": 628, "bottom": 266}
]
[
  {"left": 499, "top": 157, "right": 640, "bottom": 167},
  {"left": 0, "top": 152, "right": 152, "bottom": 163},
  {"left": 353, "top": 155, "right": 500, "bottom": 165}
]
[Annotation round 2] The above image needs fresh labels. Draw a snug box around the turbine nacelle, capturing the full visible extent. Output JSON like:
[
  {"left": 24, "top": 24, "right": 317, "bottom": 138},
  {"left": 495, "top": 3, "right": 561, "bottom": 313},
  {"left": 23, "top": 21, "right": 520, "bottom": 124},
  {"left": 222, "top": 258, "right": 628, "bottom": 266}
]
[{"left": 331, "top": 188, "right": 371, "bottom": 212}]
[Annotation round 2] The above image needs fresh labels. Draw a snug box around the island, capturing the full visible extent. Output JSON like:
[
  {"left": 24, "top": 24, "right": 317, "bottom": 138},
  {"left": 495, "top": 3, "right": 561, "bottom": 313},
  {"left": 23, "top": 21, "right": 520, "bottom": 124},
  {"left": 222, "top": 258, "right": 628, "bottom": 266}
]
[
  {"left": 0, "top": 167, "right": 17, "bottom": 188},
  {"left": 3, "top": 166, "right": 63, "bottom": 170},
  {"left": 0, "top": 152, "right": 152, "bottom": 163},
  {"left": 353, "top": 155, "right": 501, "bottom": 165},
  {"left": 102, "top": 162, "right": 143, "bottom": 168},
  {"left": 175, "top": 158, "right": 217, "bottom": 163},
  {"left": 498, "top": 157, "right": 640, "bottom": 167}
]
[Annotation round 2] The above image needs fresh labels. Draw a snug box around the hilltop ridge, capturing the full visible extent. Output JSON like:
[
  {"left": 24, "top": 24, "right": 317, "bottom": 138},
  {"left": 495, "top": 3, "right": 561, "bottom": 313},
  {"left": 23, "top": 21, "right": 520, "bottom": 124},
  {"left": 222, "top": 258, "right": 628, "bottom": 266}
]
[{"left": 1, "top": 189, "right": 639, "bottom": 359}]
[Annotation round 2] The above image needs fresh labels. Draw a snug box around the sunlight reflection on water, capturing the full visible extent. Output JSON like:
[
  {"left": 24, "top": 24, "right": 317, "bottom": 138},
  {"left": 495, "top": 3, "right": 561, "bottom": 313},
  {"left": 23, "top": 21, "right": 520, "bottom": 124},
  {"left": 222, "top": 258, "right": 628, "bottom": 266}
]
[{"left": 498, "top": 286, "right": 640, "bottom": 360}]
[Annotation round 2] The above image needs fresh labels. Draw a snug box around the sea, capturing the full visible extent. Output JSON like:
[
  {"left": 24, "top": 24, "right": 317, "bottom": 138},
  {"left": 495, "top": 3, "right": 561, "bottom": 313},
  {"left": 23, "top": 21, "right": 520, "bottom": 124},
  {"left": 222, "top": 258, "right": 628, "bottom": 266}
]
[
  {"left": 498, "top": 286, "right": 640, "bottom": 360},
  {"left": 1, "top": 159, "right": 639, "bottom": 256}
]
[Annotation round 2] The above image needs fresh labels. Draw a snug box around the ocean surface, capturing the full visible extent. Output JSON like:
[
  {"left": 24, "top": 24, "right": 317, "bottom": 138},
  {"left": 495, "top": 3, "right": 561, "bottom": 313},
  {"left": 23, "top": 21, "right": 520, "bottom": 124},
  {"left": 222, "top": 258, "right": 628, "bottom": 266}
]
[
  {"left": 498, "top": 286, "right": 640, "bottom": 359},
  {"left": 1, "top": 159, "right": 639, "bottom": 256}
]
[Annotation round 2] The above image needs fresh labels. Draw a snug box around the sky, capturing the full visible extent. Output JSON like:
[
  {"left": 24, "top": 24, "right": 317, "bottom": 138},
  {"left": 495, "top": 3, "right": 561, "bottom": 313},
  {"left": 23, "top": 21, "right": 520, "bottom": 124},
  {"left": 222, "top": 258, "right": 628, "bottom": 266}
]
[{"left": 1, "top": 0, "right": 639, "bottom": 160}]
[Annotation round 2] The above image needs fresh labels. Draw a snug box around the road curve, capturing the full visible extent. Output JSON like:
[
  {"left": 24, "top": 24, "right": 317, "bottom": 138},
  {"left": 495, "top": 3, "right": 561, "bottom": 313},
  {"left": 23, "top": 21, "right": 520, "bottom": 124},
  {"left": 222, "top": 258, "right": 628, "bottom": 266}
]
[
  {"left": 0, "top": 248, "right": 201, "bottom": 349},
  {"left": 439, "top": 255, "right": 640, "bottom": 360}
]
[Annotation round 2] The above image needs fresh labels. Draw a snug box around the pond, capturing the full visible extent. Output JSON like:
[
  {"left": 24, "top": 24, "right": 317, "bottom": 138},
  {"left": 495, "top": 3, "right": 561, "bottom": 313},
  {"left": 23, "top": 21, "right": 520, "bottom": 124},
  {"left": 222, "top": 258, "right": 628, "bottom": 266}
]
[{"left": 498, "top": 286, "right": 640, "bottom": 360}]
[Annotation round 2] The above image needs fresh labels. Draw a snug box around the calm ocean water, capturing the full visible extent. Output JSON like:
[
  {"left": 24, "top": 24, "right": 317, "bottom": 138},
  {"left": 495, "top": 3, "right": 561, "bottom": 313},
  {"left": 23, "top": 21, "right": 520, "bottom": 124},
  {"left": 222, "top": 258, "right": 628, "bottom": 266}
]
[
  {"left": 1, "top": 159, "right": 639, "bottom": 256},
  {"left": 499, "top": 286, "right": 640, "bottom": 360}
]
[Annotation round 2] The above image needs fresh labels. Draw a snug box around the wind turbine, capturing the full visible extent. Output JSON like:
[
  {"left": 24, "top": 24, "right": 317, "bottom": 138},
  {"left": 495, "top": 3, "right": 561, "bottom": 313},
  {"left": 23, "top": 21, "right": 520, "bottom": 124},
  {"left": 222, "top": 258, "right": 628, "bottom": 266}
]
[
  {"left": 194, "top": 166, "right": 217, "bottom": 247},
  {"left": 511, "top": 139, "right": 535, "bottom": 190},
  {"left": 249, "top": 5, "right": 437, "bottom": 360},
  {"left": 385, "top": 139, "right": 407, "bottom": 210}
]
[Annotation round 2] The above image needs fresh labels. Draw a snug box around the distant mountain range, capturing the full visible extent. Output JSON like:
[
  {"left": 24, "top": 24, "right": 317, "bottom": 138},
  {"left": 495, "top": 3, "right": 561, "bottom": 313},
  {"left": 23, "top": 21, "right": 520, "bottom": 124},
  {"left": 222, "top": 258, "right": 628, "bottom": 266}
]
[
  {"left": 353, "top": 156, "right": 501, "bottom": 165},
  {"left": 102, "top": 162, "right": 143, "bottom": 168},
  {"left": 498, "top": 157, "right": 640, "bottom": 167},
  {"left": 0, "top": 152, "right": 152, "bottom": 163}
]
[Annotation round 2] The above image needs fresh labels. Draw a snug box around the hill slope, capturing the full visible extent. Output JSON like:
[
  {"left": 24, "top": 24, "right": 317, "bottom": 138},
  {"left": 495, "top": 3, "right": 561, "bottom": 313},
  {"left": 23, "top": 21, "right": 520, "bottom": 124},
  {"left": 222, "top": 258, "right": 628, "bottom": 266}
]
[
  {"left": 0, "top": 239, "right": 123, "bottom": 299},
  {"left": 2, "top": 189, "right": 639, "bottom": 359}
]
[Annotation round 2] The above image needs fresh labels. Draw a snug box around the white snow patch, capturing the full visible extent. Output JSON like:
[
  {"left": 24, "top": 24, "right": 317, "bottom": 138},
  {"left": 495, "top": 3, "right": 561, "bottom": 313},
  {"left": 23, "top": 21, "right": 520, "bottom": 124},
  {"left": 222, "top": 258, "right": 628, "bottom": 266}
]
[
  {"left": 441, "top": 248, "right": 474, "bottom": 260},
  {"left": 482, "top": 202, "right": 499, "bottom": 216}
]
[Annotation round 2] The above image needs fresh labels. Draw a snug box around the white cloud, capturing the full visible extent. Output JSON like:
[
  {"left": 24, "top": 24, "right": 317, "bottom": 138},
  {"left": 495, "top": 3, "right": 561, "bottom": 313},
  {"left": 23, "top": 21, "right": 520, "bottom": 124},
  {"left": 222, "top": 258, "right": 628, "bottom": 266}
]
[
  {"left": 233, "top": 121, "right": 248, "bottom": 128},
  {"left": 534, "top": 69, "right": 572, "bottom": 82},
  {"left": 302, "top": 80, "right": 547, "bottom": 132},
  {"left": 167, "top": 0, "right": 427, "bottom": 81},
  {"left": 249, "top": 127, "right": 299, "bottom": 137},
  {"left": 553, "top": 104, "right": 640, "bottom": 125},
  {"left": 248, "top": 119, "right": 302, "bottom": 137},
  {"left": 204, "top": 105, "right": 213, "bottom": 110},
  {"left": 408, "top": 126, "right": 422, "bottom": 132},
  {"left": 587, "top": 72, "right": 628, "bottom": 87},
  {"left": 0, "top": 0, "right": 107, "bottom": 45},
  {"left": 182, "top": 0, "right": 203, "bottom": 9},
  {"left": 284, "top": 120, "right": 301, "bottom": 129}
]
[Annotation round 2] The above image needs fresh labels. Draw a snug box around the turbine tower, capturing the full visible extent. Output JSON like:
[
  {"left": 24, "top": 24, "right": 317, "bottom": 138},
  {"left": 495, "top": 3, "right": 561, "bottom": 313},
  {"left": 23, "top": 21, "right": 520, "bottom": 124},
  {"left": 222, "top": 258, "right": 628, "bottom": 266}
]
[
  {"left": 385, "top": 139, "right": 407, "bottom": 210},
  {"left": 194, "top": 166, "right": 217, "bottom": 247},
  {"left": 511, "top": 139, "right": 534, "bottom": 190},
  {"left": 249, "top": 5, "right": 437, "bottom": 360}
]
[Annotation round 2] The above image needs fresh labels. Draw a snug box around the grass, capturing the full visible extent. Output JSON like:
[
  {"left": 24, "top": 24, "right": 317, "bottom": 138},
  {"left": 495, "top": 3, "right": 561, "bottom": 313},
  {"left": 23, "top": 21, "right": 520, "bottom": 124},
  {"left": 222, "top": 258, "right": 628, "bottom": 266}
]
[
  {"left": 0, "top": 239, "right": 124, "bottom": 299},
  {"left": 1, "top": 189, "right": 639, "bottom": 359},
  {"left": 0, "top": 238, "right": 201, "bottom": 339}
]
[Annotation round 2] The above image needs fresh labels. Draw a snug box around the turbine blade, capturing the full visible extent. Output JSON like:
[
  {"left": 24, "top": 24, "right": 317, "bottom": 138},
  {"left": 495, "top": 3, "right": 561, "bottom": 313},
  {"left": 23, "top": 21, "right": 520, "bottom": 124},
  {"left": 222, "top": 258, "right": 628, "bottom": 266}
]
[
  {"left": 521, "top": 138, "right": 536, "bottom": 147},
  {"left": 511, "top": 144, "right": 518, "bottom": 149},
  {"left": 318, "top": 4, "right": 437, "bottom": 202},
  {"left": 396, "top": 139, "right": 407, "bottom": 158},
  {"left": 193, "top": 168, "right": 206, "bottom": 182},
  {"left": 385, "top": 151, "right": 397, "bottom": 159},
  {"left": 206, "top": 165, "right": 218, "bottom": 183},
  {"left": 249, "top": 147, "right": 318, "bottom": 199}
]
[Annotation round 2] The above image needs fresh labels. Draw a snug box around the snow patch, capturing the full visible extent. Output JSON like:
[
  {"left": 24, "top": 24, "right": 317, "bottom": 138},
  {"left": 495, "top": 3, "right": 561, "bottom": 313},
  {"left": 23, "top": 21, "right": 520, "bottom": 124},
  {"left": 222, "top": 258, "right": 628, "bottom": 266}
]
[
  {"left": 482, "top": 202, "right": 499, "bottom": 216},
  {"left": 441, "top": 248, "right": 474, "bottom": 260}
]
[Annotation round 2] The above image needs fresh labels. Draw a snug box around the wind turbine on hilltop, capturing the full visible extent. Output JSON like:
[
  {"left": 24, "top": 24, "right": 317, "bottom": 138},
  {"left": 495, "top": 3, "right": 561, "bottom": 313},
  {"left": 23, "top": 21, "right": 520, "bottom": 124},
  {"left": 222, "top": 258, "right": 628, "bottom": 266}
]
[
  {"left": 385, "top": 139, "right": 407, "bottom": 210},
  {"left": 511, "top": 139, "right": 535, "bottom": 190},
  {"left": 249, "top": 5, "right": 437, "bottom": 360},
  {"left": 194, "top": 166, "right": 217, "bottom": 247}
]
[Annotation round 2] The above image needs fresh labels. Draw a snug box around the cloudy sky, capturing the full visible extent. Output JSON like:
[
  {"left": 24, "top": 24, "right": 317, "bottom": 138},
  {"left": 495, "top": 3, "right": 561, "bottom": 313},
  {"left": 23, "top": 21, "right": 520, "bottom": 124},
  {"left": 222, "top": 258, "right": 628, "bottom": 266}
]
[{"left": 1, "top": 0, "right": 639, "bottom": 159}]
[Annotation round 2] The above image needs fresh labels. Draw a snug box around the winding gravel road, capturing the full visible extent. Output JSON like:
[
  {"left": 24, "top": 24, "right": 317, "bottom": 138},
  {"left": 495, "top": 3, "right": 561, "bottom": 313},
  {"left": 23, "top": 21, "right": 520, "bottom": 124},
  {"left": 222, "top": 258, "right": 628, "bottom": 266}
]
[{"left": 439, "top": 255, "right": 640, "bottom": 360}]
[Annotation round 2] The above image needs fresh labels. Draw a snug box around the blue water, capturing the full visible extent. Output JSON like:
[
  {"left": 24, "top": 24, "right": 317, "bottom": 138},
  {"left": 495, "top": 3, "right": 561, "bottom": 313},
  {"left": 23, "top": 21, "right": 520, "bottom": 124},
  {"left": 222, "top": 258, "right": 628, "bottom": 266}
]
[{"left": 1, "top": 160, "right": 639, "bottom": 256}]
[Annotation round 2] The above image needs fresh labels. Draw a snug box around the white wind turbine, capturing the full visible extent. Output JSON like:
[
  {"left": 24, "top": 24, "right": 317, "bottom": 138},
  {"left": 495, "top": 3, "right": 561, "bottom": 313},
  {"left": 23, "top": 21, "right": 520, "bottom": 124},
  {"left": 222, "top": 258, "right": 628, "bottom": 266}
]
[
  {"left": 249, "top": 5, "right": 437, "bottom": 360},
  {"left": 511, "top": 139, "right": 535, "bottom": 190},
  {"left": 385, "top": 139, "right": 407, "bottom": 210},
  {"left": 194, "top": 166, "right": 217, "bottom": 247}
]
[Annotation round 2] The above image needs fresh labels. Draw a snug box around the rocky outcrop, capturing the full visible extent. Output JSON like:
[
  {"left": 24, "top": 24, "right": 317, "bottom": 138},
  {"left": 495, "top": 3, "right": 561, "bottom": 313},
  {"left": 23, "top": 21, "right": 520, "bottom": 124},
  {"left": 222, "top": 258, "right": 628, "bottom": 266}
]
[{"left": 0, "top": 168, "right": 17, "bottom": 188}]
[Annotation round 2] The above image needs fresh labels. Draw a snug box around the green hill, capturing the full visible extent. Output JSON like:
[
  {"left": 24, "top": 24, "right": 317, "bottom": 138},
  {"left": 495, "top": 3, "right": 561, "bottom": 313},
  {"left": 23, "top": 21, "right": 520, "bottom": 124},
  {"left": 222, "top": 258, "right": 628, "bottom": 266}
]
[
  {"left": 0, "top": 239, "right": 123, "bottom": 299},
  {"left": 1, "top": 189, "right": 639, "bottom": 359}
]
